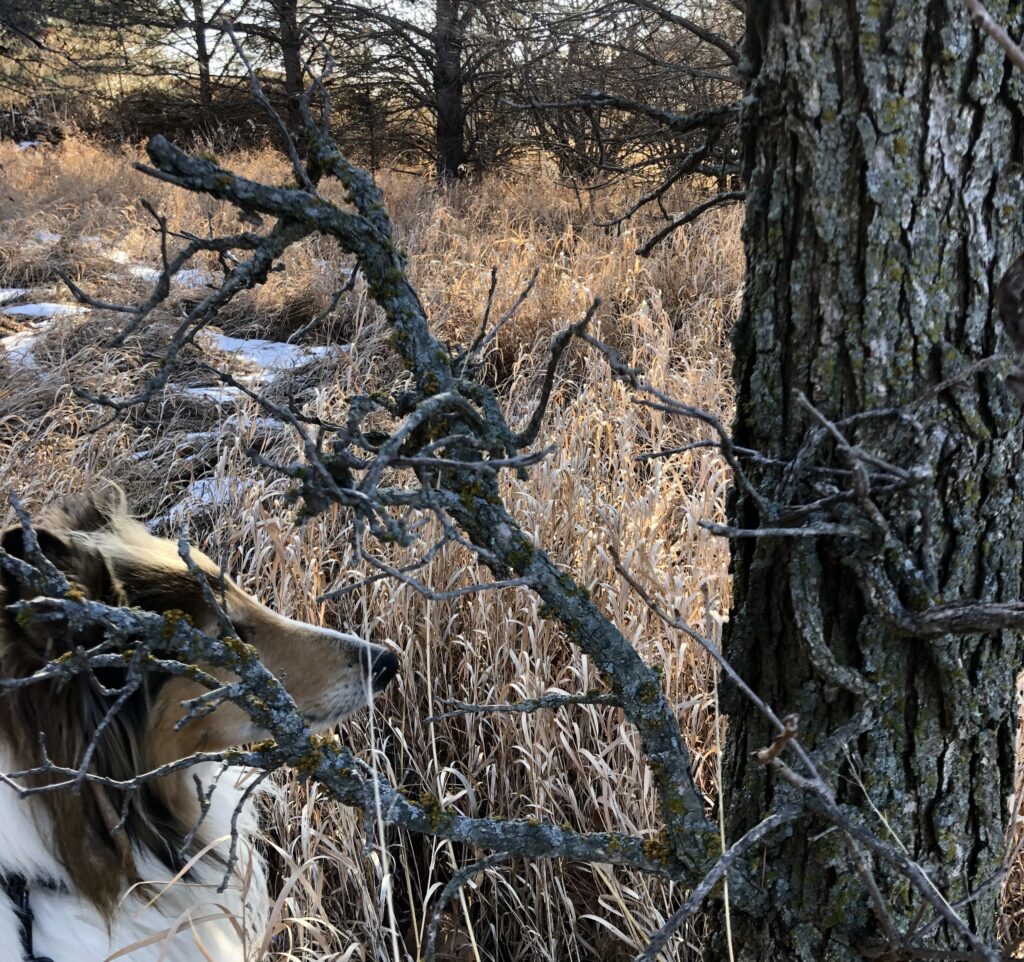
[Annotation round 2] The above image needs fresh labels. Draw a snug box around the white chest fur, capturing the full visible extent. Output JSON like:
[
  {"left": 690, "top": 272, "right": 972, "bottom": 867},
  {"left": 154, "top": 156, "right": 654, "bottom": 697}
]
[{"left": 0, "top": 746, "right": 270, "bottom": 962}]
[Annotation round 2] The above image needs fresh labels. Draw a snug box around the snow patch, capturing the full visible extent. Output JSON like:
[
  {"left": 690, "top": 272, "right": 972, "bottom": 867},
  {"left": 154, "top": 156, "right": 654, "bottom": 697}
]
[
  {"left": 201, "top": 332, "right": 331, "bottom": 370},
  {"left": 225, "top": 413, "right": 285, "bottom": 432},
  {"left": 177, "top": 430, "right": 220, "bottom": 444},
  {"left": 176, "top": 385, "right": 246, "bottom": 404},
  {"left": 126, "top": 264, "right": 214, "bottom": 288},
  {"left": 128, "top": 265, "right": 162, "bottom": 282},
  {"left": 166, "top": 477, "right": 244, "bottom": 526},
  {"left": 2, "top": 303, "right": 87, "bottom": 319},
  {"left": 31, "top": 229, "right": 62, "bottom": 244},
  {"left": 0, "top": 330, "right": 42, "bottom": 367},
  {"left": 136, "top": 419, "right": 284, "bottom": 466},
  {"left": 177, "top": 268, "right": 214, "bottom": 288},
  {"left": 17, "top": 141, "right": 43, "bottom": 150},
  {"left": 0, "top": 288, "right": 28, "bottom": 305},
  {"left": 185, "top": 476, "right": 242, "bottom": 507}
]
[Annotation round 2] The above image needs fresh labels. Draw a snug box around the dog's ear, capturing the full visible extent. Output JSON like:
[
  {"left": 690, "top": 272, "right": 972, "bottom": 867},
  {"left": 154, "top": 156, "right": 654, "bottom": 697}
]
[
  {"left": 1, "top": 525, "right": 123, "bottom": 603},
  {"left": 45, "top": 485, "right": 129, "bottom": 535},
  {"left": 1, "top": 522, "right": 127, "bottom": 661},
  {"left": 1, "top": 487, "right": 129, "bottom": 602}
]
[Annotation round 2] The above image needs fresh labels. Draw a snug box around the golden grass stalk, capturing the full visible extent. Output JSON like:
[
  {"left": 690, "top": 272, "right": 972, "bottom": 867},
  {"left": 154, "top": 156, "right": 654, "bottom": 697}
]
[{"left": 0, "top": 135, "right": 745, "bottom": 961}]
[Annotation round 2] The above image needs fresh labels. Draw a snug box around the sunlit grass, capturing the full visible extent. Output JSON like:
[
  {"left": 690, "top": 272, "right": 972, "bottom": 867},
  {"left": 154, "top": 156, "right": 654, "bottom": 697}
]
[{"left": 0, "top": 136, "right": 744, "bottom": 961}]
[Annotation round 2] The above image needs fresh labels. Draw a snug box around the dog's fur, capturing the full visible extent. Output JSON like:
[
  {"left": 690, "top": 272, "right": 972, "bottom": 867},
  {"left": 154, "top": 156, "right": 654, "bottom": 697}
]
[{"left": 0, "top": 489, "right": 397, "bottom": 961}]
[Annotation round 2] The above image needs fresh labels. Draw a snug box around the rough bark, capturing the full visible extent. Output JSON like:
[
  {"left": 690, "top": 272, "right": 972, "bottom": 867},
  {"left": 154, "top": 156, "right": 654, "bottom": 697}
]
[
  {"left": 723, "top": 2, "right": 1024, "bottom": 959},
  {"left": 274, "top": 0, "right": 304, "bottom": 143},
  {"left": 434, "top": 0, "right": 468, "bottom": 180},
  {"left": 191, "top": 0, "right": 212, "bottom": 113}
]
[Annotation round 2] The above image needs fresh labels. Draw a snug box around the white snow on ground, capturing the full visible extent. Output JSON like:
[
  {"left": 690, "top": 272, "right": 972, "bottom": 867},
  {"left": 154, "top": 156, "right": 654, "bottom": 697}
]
[
  {"left": 177, "top": 268, "right": 214, "bottom": 288},
  {"left": 177, "top": 430, "right": 221, "bottom": 444},
  {"left": 189, "top": 477, "right": 239, "bottom": 504},
  {"left": 225, "top": 413, "right": 284, "bottom": 431},
  {"left": 128, "top": 265, "right": 162, "bottom": 282},
  {"left": 2, "top": 303, "right": 87, "bottom": 318},
  {"left": 98, "top": 246, "right": 213, "bottom": 286},
  {"left": 0, "top": 288, "right": 27, "bottom": 305},
  {"left": 163, "top": 477, "right": 244, "bottom": 527},
  {"left": 201, "top": 331, "right": 332, "bottom": 370},
  {"left": 0, "top": 330, "right": 42, "bottom": 367},
  {"left": 126, "top": 264, "right": 214, "bottom": 288},
  {"left": 31, "top": 229, "right": 62, "bottom": 244},
  {"left": 173, "top": 419, "right": 284, "bottom": 446},
  {"left": 17, "top": 141, "right": 42, "bottom": 150},
  {"left": 177, "top": 385, "right": 247, "bottom": 404},
  {"left": 1, "top": 313, "right": 62, "bottom": 368}
]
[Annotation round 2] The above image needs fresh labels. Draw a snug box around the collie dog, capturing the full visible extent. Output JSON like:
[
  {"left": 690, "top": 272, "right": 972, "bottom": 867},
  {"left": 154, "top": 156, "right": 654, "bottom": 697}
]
[{"left": 0, "top": 489, "right": 398, "bottom": 961}]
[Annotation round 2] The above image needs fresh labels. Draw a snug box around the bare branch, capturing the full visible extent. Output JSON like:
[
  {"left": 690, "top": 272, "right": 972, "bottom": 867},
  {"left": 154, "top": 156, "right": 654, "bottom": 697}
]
[
  {"left": 636, "top": 190, "right": 746, "bottom": 256},
  {"left": 625, "top": 0, "right": 742, "bottom": 65},
  {"left": 515, "top": 300, "right": 599, "bottom": 449},
  {"left": 424, "top": 853, "right": 511, "bottom": 962},
  {"left": 635, "top": 806, "right": 802, "bottom": 962},
  {"left": 965, "top": 0, "right": 1024, "bottom": 73}
]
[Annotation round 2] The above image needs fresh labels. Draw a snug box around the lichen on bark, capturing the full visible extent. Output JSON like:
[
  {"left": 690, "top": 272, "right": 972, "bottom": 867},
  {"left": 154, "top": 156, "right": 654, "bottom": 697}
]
[{"left": 725, "top": 1, "right": 1024, "bottom": 958}]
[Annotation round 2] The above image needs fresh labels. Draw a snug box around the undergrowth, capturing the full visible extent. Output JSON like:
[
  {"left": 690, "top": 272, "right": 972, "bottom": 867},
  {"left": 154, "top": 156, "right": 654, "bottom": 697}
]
[{"left": 0, "top": 136, "right": 746, "bottom": 961}]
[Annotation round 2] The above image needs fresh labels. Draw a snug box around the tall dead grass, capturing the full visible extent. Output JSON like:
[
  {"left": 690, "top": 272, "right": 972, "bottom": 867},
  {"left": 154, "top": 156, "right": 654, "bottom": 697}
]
[{"left": 0, "top": 136, "right": 744, "bottom": 961}]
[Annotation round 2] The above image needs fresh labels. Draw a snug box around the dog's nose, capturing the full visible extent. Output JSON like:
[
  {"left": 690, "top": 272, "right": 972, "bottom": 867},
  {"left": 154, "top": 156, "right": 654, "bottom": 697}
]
[{"left": 370, "top": 650, "right": 399, "bottom": 692}]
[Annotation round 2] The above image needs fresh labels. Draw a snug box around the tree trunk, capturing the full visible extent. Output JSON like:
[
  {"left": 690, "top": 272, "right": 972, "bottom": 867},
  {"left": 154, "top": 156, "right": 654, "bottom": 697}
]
[
  {"left": 275, "top": 0, "right": 304, "bottom": 146},
  {"left": 724, "top": 2, "right": 1024, "bottom": 959},
  {"left": 191, "top": 0, "right": 212, "bottom": 114},
  {"left": 434, "top": 0, "right": 467, "bottom": 180}
]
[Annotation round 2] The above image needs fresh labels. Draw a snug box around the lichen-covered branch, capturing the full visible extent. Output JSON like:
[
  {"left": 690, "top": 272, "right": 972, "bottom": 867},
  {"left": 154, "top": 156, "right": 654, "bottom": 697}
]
[
  {"left": 63, "top": 76, "right": 720, "bottom": 878},
  {"left": 0, "top": 586, "right": 702, "bottom": 881}
]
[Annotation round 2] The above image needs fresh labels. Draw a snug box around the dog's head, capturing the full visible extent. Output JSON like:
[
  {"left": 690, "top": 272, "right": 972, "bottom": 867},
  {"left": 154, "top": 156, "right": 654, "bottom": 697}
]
[{"left": 0, "top": 486, "right": 399, "bottom": 912}]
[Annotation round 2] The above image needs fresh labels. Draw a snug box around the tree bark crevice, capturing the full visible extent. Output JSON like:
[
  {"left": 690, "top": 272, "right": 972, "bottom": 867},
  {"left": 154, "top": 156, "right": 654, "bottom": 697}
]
[{"left": 725, "top": 2, "right": 1024, "bottom": 958}]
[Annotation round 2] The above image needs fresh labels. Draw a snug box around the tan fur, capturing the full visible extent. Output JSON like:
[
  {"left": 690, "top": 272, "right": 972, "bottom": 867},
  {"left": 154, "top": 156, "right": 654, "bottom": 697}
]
[{"left": 0, "top": 487, "right": 396, "bottom": 917}]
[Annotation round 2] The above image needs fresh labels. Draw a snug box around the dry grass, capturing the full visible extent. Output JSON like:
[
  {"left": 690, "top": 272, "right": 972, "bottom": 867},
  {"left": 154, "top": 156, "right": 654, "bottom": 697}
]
[{"left": 0, "top": 137, "right": 746, "bottom": 961}]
